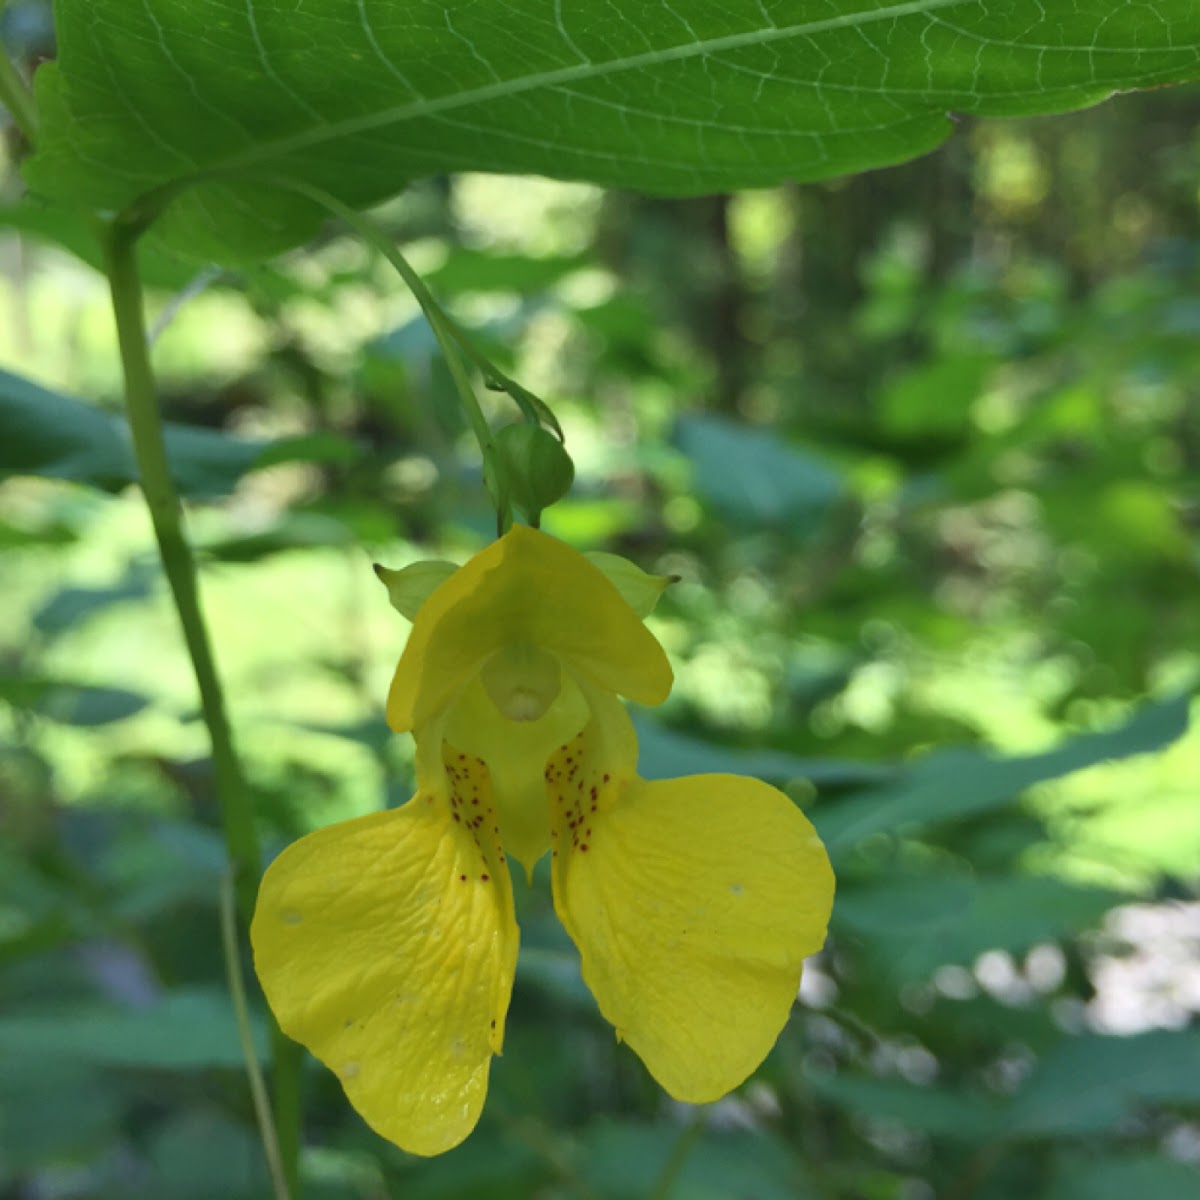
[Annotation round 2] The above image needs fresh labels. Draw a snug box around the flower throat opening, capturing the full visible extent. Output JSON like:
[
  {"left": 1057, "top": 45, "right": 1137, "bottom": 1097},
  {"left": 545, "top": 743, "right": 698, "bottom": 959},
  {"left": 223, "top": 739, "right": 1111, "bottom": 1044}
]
[{"left": 480, "top": 642, "right": 562, "bottom": 722}]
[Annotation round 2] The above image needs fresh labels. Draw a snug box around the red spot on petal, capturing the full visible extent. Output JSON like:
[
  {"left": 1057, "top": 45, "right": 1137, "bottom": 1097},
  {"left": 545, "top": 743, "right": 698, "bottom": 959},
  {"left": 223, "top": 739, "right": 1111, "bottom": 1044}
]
[
  {"left": 580, "top": 844, "right": 589, "bottom": 852},
  {"left": 481, "top": 874, "right": 489, "bottom": 882}
]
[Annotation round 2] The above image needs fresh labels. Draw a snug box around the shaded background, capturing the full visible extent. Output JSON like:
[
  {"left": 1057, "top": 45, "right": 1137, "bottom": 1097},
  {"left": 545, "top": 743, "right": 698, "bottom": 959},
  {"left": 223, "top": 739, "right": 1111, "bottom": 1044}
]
[{"left": 2, "top": 4, "right": 1200, "bottom": 1196}]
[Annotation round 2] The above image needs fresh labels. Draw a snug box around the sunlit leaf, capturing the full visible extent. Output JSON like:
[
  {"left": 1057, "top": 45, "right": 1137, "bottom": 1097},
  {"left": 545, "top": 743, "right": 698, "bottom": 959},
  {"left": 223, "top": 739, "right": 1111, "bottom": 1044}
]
[
  {"left": 818, "top": 693, "right": 1192, "bottom": 856},
  {"left": 26, "top": 1, "right": 1200, "bottom": 261}
]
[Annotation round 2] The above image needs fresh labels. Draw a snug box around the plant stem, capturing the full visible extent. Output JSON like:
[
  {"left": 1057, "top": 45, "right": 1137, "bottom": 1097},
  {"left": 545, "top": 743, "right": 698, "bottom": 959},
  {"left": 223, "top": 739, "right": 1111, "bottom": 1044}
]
[
  {"left": 102, "top": 218, "right": 302, "bottom": 1197},
  {"left": 649, "top": 1112, "right": 704, "bottom": 1200},
  {"left": 0, "top": 36, "right": 38, "bottom": 145},
  {"left": 103, "top": 221, "right": 259, "bottom": 914},
  {"left": 275, "top": 183, "right": 497, "bottom": 452},
  {"left": 222, "top": 872, "right": 291, "bottom": 1200}
]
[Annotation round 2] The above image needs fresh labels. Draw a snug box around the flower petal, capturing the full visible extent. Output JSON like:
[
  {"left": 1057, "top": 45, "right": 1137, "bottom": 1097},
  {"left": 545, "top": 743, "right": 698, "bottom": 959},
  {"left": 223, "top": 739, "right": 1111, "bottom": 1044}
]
[
  {"left": 444, "top": 674, "right": 589, "bottom": 875},
  {"left": 387, "top": 525, "right": 671, "bottom": 732},
  {"left": 583, "top": 550, "right": 674, "bottom": 618},
  {"left": 251, "top": 751, "right": 518, "bottom": 1157},
  {"left": 548, "top": 705, "right": 834, "bottom": 1103}
]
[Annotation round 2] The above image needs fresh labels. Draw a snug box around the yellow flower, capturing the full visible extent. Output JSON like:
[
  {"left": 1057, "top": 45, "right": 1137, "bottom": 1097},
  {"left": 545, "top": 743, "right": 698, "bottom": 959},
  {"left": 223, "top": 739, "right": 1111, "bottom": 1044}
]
[{"left": 251, "top": 525, "right": 834, "bottom": 1156}]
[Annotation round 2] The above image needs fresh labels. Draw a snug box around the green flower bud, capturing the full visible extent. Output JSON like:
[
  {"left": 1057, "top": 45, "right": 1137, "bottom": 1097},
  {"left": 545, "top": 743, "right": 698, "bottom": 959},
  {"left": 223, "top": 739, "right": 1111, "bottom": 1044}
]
[{"left": 490, "top": 423, "right": 575, "bottom": 521}]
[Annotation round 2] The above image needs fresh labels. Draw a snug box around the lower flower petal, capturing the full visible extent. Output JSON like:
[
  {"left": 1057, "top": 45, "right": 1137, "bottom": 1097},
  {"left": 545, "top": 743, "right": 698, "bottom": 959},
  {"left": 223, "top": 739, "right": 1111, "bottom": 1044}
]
[
  {"left": 251, "top": 756, "right": 518, "bottom": 1157},
  {"left": 549, "top": 717, "right": 834, "bottom": 1102}
]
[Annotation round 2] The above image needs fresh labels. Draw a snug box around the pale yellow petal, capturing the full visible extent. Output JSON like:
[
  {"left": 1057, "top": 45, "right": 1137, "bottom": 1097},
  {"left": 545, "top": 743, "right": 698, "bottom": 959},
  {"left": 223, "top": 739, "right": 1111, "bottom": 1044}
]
[
  {"left": 583, "top": 550, "right": 674, "bottom": 618},
  {"left": 387, "top": 525, "right": 671, "bottom": 733},
  {"left": 548, "top": 706, "right": 834, "bottom": 1103},
  {"left": 251, "top": 750, "right": 517, "bottom": 1157},
  {"left": 374, "top": 559, "right": 459, "bottom": 621}
]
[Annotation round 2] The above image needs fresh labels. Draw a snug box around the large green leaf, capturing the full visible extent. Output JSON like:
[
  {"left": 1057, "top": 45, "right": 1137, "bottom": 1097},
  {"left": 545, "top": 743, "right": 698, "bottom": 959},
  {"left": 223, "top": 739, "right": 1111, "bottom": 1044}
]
[
  {"left": 1050, "top": 1154, "right": 1200, "bottom": 1200},
  {"left": 634, "top": 715, "right": 893, "bottom": 789},
  {"left": 0, "top": 367, "right": 265, "bottom": 495},
  {"left": 817, "top": 692, "right": 1192, "bottom": 856},
  {"left": 25, "top": 1, "right": 1200, "bottom": 261},
  {"left": 0, "top": 368, "right": 345, "bottom": 498},
  {"left": 834, "top": 873, "right": 1121, "bottom": 981},
  {"left": 676, "top": 413, "right": 844, "bottom": 532},
  {"left": 0, "top": 987, "right": 267, "bottom": 1069},
  {"left": 810, "top": 1075, "right": 1003, "bottom": 1141},
  {"left": 1006, "top": 1030, "right": 1200, "bottom": 1137},
  {"left": 580, "top": 1123, "right": 813, "bottom": 1200},
  {"left": 0, "top": 676, "right": 150, "bottom": 726}
]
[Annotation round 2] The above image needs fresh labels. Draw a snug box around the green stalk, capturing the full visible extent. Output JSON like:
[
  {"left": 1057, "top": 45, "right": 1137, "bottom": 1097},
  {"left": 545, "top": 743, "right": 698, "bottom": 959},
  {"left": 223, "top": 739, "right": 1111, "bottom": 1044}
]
[
  {"left": 649, "top": 1114, "right": 704, "bottom": 1200},
  {"left": 0, "top": 35, "right": 38, "bottom": 145},
  {"left": 264, "top": 182, "right": 497, "bottom": 450},
  {"left": 102, "top": 220, "right": 258, "bottom": 913},
  {"left": 102, "top": 219, "right": 302, "bottom": 1198},
  {"left": 221, "top": 872, "right": 290, "bottom": 1200},
  {"left": 121, "top": 170, "right": 560, "bottom": 438}
]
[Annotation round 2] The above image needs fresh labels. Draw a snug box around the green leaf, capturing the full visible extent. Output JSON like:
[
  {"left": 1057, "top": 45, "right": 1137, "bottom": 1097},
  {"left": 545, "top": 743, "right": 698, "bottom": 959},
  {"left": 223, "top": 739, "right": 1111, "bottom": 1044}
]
[
  {"left": 147, "top": 1113, "right": 269, "bottom": 1200},
  {"left": 581, "top": 1123, "right": 814, "bottom": 1200},
  {"left": 424, "top": 247, "right": 590, "bottom": 295},
  {"left": 634, "top": 717, "right": 892, "bottom": 789},
  {"left": 26, "top": 2, "right": 1200, "bottom": 261},
  {"left": 810, "top": 1075, "right": 1002, "bottom": 1141},
  {"left": 1051, "top": 1154, "right": 1200, "bottom": 1200},
  {"left": 0, "top": 195, "right": 203, "bottom": 289},
  {"left": 676, "top": 414, "right": 844, "bottom": 531},
  {"left": 0, "top": 368, "right": 332, "bottom": 497},
  {"left": 834, "top": 873, "right": 1121, "bottom": 981},
  {"left": 1006, "top": 1030, "right": 1200, "bottom": 1137},
  {"left": 879, "top": 354, "right": 992, "bottom": 440},
  {"left": 0, "top": 1058, "right": 121, "bottom": 1176},
  {"left": 200, "top": 511, "right": 357, "bottom": 562},
  {"left": 0, "top": 368, "right": 262, "bottom": 495},
  {"left": 33, "top": 561, "right": 156, "bottom": 636},
  {"left": 0, "top": 676, "right": 150, "bottom": 726},
  {"left": 0, "top": 987, "right": 268, "bottom": 1069},
  {"left": 0, "top": 368, "right": 141, "bottom": 490},
  {"left": 818, "top": 692, "right": 1192, "bottom": 855}
]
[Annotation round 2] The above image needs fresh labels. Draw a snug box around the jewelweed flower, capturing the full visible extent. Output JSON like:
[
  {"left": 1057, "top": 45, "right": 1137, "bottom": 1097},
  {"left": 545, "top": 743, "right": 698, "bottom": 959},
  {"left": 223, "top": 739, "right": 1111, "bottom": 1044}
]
[{"left": 252, "top": 525, "right": 834, "bottom": 1156}]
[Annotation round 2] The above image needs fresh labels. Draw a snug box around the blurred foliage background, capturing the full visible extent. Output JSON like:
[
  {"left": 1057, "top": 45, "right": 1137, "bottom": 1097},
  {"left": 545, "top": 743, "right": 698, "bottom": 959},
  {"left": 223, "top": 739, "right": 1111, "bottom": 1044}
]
[{"left": 3, "top": 3, "right": 1200, "bottom": 1196}]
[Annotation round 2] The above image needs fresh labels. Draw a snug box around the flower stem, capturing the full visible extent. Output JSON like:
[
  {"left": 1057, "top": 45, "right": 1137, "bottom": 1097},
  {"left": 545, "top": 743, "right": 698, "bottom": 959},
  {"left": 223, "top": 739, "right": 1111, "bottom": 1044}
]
[
  {"left": 102, "top": 220, "right": 258, "bottom": 913},
  {"left": 0, "top": 34, "right": 38, "bottom": 145},
  {"left": 101, "top": 218, "right": 302, "bottom": 1198},
  {"left": 221, "top": 871, "right": 291, "bottom": 1200},
  {"left": 649, "top": 1113, "right": 704, "bottom": 1200}
]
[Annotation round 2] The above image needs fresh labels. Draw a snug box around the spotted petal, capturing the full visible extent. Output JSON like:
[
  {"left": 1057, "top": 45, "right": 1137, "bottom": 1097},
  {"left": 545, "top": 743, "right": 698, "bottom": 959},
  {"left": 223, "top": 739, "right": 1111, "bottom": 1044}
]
[
  {"left": 251, "top": 751, "right": 517, "bottom": 1157},
  {"left": 444, "top": 674, "right": 589, "bottom": 875},
  {"left": 548, "top": 697, "right": 834, "bottom": 1102}
]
